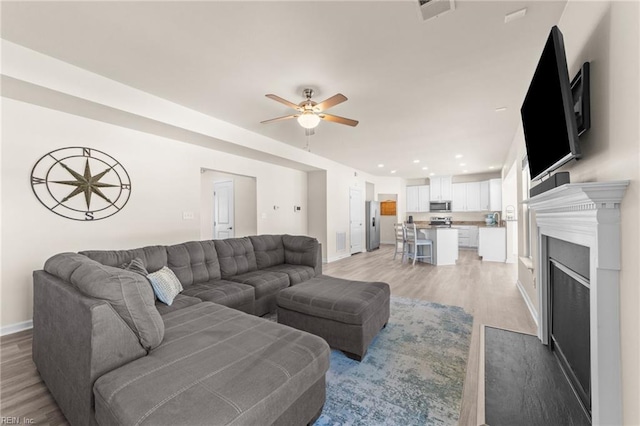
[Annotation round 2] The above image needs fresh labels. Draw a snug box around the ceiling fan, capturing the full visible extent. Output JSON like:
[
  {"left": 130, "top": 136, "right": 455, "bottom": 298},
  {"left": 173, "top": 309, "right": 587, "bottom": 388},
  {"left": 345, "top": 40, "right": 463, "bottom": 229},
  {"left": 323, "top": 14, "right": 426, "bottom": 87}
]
[{"left": 261, "top": 88, "right": 359, "bottom": 134}]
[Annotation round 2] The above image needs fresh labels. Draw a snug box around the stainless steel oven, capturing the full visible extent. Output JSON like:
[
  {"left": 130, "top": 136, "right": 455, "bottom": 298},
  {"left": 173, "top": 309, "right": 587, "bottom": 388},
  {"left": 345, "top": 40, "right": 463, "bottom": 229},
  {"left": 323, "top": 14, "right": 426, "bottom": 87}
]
[{"left": 429, "top": 201, "right": 452, "bottom": 212}]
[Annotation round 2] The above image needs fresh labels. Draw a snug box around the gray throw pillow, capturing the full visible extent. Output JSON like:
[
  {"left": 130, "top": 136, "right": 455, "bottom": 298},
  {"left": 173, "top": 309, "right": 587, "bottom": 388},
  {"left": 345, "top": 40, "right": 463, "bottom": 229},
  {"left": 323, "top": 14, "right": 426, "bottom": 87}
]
[
  {"left": 44, "top": 254, "right": 165, "bottom": 351},
  {"left": 120, "top": 257, "right": 149, "bottom": 276}
]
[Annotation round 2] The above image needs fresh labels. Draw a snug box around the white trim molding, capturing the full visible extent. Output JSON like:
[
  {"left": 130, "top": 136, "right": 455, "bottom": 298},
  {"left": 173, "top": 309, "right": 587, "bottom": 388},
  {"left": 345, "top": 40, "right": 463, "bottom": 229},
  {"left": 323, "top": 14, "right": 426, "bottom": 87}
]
[
  {"left": 525, "top": 180, "right": 629, "bottom": 426},
  {"left": 516, "top": 279, "right": 539, "bottom": 328},
  {"left": 1, "top": 319, "right": 33, "bottom": 336}
]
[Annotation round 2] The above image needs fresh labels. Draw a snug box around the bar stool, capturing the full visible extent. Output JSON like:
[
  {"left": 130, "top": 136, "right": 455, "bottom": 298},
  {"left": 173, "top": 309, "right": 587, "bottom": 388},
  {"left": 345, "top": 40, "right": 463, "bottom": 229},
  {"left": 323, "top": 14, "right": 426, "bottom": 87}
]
[
  {"left": 405, "top": 223, "right": 433, "bottom": 266},
  {"left": 393, "top": 223, "right": 407, "bottom": 260}
]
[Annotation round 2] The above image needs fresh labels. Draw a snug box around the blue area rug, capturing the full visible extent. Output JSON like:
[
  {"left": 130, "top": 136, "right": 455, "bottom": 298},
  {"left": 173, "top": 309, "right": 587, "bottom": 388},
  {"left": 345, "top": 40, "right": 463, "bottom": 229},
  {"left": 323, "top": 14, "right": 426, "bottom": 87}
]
[{"left": 313, "top": 297, "right": 473, "bottom": 426}]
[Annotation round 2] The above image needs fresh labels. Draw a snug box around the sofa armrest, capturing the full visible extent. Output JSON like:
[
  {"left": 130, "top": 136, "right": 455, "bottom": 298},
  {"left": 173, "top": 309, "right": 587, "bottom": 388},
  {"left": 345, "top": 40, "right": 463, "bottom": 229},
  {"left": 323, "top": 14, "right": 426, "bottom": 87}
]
[{"left": 33, "top": 270, "right": 146, "bottom": 426}]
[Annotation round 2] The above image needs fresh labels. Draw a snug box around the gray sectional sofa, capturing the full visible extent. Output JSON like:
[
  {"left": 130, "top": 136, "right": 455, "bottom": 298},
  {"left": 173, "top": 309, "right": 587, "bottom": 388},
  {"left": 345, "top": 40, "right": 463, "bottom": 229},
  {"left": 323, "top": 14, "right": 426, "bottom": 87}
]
[{"left": 33, "top": 235, "right": 328, "bottom": 426}]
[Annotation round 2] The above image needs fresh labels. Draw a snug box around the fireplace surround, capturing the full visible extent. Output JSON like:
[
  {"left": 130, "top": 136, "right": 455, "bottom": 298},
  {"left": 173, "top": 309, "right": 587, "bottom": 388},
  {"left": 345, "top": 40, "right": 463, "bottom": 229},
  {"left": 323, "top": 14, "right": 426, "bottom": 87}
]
[{"left": 526, "top": 181, "right": 629, "bottom": 425}]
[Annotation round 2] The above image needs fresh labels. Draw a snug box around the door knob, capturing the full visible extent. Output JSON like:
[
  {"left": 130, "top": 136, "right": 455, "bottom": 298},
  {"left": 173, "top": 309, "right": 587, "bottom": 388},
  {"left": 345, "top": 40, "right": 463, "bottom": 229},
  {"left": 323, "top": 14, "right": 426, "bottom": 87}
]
[{"left": 228, "top": 227, "right": 233, "bottom": 230}]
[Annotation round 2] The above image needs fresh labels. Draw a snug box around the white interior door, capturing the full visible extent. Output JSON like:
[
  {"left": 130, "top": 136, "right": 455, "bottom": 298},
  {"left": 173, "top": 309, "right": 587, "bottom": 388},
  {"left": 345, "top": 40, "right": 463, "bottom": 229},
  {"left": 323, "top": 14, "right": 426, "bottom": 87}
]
[
  {"left": 349, "top": 187, "right": 363, "bottom": 254},
  {"left": 214, "top": 181, "right": 234, "bottom": 239}
]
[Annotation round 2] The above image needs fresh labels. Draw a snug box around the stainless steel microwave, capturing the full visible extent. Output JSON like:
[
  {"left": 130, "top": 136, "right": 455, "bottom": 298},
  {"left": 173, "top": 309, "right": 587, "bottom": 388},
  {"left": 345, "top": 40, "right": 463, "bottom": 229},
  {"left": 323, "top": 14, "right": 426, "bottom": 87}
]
[{"left": 429, "top": 201, "right": 452, "bottom": 212}]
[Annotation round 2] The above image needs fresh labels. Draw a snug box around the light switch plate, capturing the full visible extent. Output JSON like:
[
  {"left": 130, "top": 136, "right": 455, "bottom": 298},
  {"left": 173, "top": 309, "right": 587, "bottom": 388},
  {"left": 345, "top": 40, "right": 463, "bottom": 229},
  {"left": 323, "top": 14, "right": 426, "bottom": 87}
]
[{"left": 182, "top": 211, "right": 194, "bottom": 220}]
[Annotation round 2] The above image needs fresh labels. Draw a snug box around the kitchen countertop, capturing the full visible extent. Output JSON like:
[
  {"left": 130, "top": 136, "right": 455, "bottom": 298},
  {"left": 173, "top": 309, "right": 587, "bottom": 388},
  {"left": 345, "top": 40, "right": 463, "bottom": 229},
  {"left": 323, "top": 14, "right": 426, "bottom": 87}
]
[
  {"left": 408, "top": 220, "right": 505, "bottom": 228},
  {"left": 453, "top": 221, "right": 506, "bottom": 228}
]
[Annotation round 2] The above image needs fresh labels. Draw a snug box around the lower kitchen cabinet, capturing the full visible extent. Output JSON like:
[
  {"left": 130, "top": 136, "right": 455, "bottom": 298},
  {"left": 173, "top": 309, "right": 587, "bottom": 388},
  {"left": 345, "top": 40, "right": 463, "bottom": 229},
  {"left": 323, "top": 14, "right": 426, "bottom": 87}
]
[
  {"left": 478, "top": 227, "right": 506, "bottom": 262},
  {"left": 454, "top": 226, "right": 478, "bottom": 248}
]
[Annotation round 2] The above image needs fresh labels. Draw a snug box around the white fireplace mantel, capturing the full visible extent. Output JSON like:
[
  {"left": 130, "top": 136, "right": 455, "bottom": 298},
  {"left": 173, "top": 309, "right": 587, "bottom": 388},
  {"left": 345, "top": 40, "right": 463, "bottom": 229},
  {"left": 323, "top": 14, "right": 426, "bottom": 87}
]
[{"left": 525, "top": 180, "right": 629, "bottom": 425}]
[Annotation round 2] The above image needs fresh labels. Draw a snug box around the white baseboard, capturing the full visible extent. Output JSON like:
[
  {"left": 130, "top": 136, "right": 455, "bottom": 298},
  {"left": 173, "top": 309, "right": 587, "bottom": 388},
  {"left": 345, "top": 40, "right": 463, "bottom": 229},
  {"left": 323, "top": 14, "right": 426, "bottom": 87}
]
[
  {"left": 516, "top": 280, "right": 539, "bottom": 327},
  {"left": 327, "top": 253, "right": 351, "bottom": 263},
  {"left": 1, "top": 319, "right": 33, "bottom": 336}
]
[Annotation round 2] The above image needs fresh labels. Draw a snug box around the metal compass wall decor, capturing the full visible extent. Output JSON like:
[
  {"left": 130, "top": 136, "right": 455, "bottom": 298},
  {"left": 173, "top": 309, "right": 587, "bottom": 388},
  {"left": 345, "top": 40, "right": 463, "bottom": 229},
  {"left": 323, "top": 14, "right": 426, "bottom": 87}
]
[{"left": 30, "top": 147, "right": 132, "bottom": 221}]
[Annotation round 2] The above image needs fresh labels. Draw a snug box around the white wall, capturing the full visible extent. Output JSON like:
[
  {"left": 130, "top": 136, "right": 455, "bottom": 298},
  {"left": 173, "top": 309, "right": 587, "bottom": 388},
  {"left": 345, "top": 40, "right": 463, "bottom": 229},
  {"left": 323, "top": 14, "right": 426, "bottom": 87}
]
[
  {"left": 200, "top": 170, "right": 258, "bottom": 239},
  {"left": 1, "top": 99, "right": 309, "bottom": 328},
  {"left": 506, "top": 1, "right": 640, "bottom": 422},
  {"left": 378, "top": 193, "right": 398, "bottom": 245}
]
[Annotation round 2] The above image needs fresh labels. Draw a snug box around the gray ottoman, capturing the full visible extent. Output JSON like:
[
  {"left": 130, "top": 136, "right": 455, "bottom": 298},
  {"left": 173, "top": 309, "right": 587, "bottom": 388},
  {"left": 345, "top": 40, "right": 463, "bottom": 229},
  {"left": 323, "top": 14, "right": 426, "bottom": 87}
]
[{"left": 276, "top": 275, "right": 390, "bottom": 361}]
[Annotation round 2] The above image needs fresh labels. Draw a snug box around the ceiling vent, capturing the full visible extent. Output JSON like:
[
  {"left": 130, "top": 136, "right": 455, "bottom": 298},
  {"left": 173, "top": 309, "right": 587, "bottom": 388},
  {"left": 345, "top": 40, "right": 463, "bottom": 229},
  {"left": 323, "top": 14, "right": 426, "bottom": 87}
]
[{"left": 418, "top": 0, "right": 455, "bottom": 22}]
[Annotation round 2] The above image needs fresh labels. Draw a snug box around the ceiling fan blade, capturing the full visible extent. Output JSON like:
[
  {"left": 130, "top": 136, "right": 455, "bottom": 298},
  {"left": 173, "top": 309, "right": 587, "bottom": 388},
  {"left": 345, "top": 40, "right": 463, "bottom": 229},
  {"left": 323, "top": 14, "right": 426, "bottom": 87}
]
[
  {"left": 319, "top": 113, "right": 359, "bottom": 127},
  {"left": 313, "top": 94, "right": 348, "bottom": 112},
  {"left": 260, "top": 115, "right": 298, "bottom": 124},
  {"left": 265, "top": 94, "right": 302, "bottom": 111}
]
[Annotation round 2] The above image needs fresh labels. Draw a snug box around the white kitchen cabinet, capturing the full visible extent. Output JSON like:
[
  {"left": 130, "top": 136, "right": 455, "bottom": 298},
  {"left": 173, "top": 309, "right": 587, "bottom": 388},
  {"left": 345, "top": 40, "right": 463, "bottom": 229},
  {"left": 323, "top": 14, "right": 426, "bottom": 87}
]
[
  {"left": 469, "top": 227, "right": 479, "bottom": 247},
  {"left": 429, "top": 176, "right": 452, "bottom": 201},
  {"left": 465, "top": 181, "right": 481, "bottom": 211},
  {"left": 452, "top": 183, "right": 466, "bottom": 212},
  {"left": 489, "top": 178, "right": 502, "bottom": 211},
  {"left": 406, "top": 186, "right": 419, "bottom": 212},
  {"left": 406, "top": 185, "right": 430, "bottom": 212},
  {"left": 455, "top": 225, "right": 479, "bottom": 248},
  {"left": 478, "top": 227, "right": 506, "bottom": 262},
  {"left": 418, "top": 185, "right": 430, "bottom": 212},
  {"left": 480, "top": 181, "right": 490, "bottom": 211},
  {"left": 452, "top": 182, "right": 482, "bottom": 212}
]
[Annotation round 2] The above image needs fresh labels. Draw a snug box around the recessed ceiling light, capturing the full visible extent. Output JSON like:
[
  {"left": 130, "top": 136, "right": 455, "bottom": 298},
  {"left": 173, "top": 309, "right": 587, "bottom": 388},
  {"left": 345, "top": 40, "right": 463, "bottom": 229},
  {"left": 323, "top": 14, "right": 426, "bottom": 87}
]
[
  {"left": 455, "top": 154, "right": 463, "bottom": 159},
  {"left": 463, "top": 170, "right": 468, "bottom": 173},
  {"left": 460, "top": 163, "right": 466, "bottom": 166},
  {"left": 413, "top": 159, "right": 420, "bottom": 163},
  {"left": 505, "top": 7, "right": 527, "bottom": 24},
  {"left": 495, "top": 107, "right": 507, "bottom": 112},
  {"left": 489, "top": 166, "right": 495, "bottom": 170},
  {"left": 429, "top": 172, "right": 435, "bottom": 176},
  {"left": 422, "top": 166, "right": 428, "bottom": 170},
  {"left": 378, "top": 164, "right": 384, "bottom": 168},
  {"left": 390, "top": 170, "right": 397, "bottom": 174}
]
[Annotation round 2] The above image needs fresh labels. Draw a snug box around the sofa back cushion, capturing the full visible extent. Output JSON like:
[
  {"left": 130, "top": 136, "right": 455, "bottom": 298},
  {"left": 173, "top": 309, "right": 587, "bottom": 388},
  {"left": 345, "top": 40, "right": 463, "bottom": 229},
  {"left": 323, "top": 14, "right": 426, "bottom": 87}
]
[
  {"left": 214, "top": 238, "right": 257, "bottom": 278},
  {"left": 283, "top": 235, "right": 320, "bottom": 268},
  {"left": 79, "top": 245, "right": 167, "bottom": 273},
  {"left": 166, "top": 241, "right": 221, "bottom": 286},
  {"left": 44, "top": 253, "right": 164, "bottom": 351},
  {"left": 249, "top": 235, "right": 285, "bottom": 269}
]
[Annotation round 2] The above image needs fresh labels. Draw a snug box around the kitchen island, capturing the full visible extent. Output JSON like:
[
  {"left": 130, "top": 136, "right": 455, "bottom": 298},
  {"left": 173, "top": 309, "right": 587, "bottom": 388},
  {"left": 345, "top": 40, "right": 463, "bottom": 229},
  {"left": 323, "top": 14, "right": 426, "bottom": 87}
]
[{"left": 411, "top": 223, "right": 459, "bottom": 266}]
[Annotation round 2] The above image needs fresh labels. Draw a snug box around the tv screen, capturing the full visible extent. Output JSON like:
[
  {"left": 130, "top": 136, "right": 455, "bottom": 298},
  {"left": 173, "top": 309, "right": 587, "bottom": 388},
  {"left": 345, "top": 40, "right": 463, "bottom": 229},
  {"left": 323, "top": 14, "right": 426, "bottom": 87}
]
[{"left": 521, "top": 26, "right": 581, "bottom": 181}]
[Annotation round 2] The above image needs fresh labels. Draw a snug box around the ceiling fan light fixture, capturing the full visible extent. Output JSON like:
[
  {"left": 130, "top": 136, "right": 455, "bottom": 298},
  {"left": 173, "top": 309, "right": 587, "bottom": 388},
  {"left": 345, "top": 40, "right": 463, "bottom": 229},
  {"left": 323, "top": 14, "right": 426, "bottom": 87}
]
[{"left": 297, "top": 111, "right": 321, "bottom": 129}]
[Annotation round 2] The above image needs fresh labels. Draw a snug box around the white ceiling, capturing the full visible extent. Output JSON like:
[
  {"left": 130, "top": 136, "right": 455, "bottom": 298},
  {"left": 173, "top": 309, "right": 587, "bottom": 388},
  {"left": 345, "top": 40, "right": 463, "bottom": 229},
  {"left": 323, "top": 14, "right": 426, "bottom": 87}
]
[{"left": 1, "top": 1, "right": 567, "bottom": 178}]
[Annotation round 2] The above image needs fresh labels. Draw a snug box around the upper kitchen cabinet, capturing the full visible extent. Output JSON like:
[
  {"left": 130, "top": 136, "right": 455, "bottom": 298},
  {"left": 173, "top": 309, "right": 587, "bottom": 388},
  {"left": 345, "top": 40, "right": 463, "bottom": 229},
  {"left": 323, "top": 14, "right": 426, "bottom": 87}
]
[
  {"left": 452, "top": 179, "right": 502, "bottom": 212},
  {"left": 480, "top": 181, "right": 490, "bottom": 211},
  {"left": 429, "top": 176, "right": 452, "bottom": 201},
  {"left": 406, "top": 185, "right": 430, "bottom": 212}
]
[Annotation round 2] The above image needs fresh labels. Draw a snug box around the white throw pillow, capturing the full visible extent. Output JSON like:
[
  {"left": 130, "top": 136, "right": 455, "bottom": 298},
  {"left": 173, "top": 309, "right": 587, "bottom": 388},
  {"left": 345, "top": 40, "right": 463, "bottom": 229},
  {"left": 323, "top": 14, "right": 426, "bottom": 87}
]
[{"left": 147, "top": 266, "right": 183, "bottom": 305}]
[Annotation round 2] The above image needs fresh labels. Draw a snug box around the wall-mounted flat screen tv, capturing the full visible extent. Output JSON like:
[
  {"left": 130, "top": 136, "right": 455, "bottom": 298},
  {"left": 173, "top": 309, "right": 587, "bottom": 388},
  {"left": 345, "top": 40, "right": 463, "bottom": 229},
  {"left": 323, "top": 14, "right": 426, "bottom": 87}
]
[{"left": 521, "top": 26, "right": 582, "bottom": 181}]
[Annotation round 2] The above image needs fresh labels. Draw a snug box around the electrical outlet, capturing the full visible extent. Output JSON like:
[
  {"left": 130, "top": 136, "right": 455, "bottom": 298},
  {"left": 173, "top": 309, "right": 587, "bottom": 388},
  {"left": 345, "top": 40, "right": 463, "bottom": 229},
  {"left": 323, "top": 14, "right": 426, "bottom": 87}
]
[{"left": 182, "top": 211, "right": 194, "bottom": 220}]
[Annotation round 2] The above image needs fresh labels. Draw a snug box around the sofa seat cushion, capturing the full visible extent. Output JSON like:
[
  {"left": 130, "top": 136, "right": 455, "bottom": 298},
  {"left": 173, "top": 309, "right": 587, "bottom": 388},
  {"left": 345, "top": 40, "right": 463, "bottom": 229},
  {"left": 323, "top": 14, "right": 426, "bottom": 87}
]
[
  {"left": 227, "top": 270, "right": 290, "bottom": 299},
  {"left": 264, "top": 264, "right": 316, "bottom": 285},
  {"left": 155, "top": 294, "right": 202, "bottom": 316},
  {"left": 276, "top": 276, "right": 391, "bottom": 325},
  {"left": 93, "top": 303, "right": 330, "bottom": 426},
  {"left": 181, "top": 280, "right": 254, "bottom": 313}
]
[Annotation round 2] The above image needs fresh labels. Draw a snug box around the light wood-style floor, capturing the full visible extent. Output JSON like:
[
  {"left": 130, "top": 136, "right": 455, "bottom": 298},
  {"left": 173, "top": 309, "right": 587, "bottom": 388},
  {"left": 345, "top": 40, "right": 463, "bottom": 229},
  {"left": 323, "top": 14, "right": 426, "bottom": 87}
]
[{"left": 0, "top": 245, "right": 536, "bottom": 425}]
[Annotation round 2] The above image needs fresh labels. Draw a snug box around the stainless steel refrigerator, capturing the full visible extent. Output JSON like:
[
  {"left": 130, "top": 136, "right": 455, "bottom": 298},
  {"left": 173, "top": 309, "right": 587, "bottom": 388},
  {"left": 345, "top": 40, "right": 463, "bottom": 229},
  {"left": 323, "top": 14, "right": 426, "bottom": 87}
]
[{"left": 366, "top": 201, "right": 380, "bottom": 251}]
